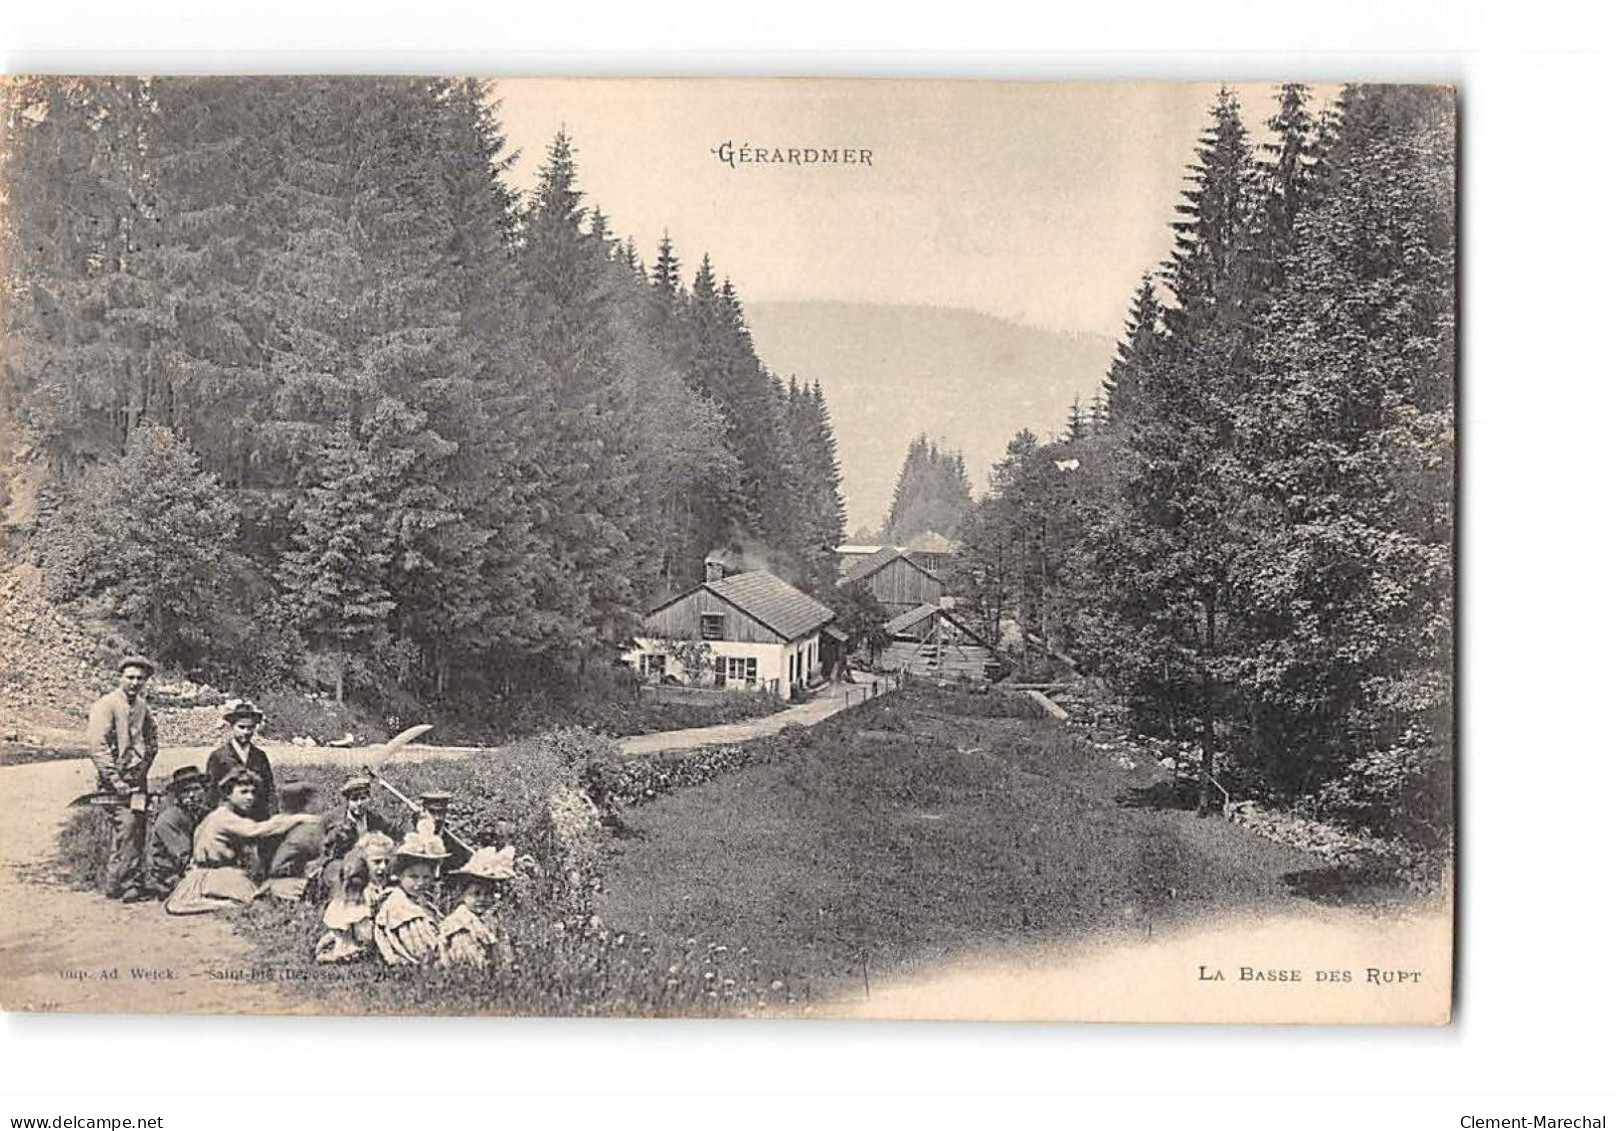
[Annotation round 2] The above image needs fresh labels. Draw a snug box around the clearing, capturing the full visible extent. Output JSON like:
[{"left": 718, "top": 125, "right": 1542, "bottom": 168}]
[{"left": 596, "top": 686, "right": 1448, "bottom": 1019}]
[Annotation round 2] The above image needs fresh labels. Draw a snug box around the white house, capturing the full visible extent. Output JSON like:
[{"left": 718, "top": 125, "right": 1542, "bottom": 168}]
[{"left": 625, "top": 560, "right": 836, "bottom": 700}]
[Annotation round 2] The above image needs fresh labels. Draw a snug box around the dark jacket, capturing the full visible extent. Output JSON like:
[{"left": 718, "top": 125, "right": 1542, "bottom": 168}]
[
  {"left": 205, "top": 741, "right": 278, "bottom": 821},
  {"left": 267, "top": 816, "right": 327, "bottom": 879},
  {"left": 324, "top": 803, "right": 399, "bottom": 846},
  {"left": 143, "top": 799, "right": 196, "bottom": 895}
]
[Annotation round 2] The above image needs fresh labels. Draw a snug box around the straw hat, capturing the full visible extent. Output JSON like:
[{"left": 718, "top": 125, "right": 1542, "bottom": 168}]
[
  {"left": 450, "top": 846, "right": 516, "bottom": 883},
  {"left": 393, "top": 830, "right": 449, "bottom": 863},
  {"left": 221, "top": 698, "right": 265, "bottom": 725},
  {"left": 339, "top": 776, "right": 372, "bottom": 798}
]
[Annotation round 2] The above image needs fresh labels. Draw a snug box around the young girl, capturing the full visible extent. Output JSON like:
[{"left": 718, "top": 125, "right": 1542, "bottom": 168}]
[
  {"left": 440, "top": 846, "right": 517, "bottom": 971},
  {"left": 313, "top": 831, "right": 395, "bottom": 965},
  {"left": 165, "top": 768, "right": 320, "bottom": 915},
  {"left": 373, "top": 830, "right": 448, "bottom": 967}
]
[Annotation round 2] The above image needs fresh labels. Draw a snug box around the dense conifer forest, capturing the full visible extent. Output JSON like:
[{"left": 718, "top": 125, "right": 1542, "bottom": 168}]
[
  {"left": 953, "top": 84, "right": 1454, "bottom": 851},
  {"left": 0, "top": 77, "right": 846, "bottom": 710}
]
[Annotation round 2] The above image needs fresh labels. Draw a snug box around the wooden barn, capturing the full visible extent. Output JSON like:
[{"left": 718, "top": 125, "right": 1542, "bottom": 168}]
[
  {"left": 837, "top": 546, "right": 944, "bottom": 617},
  {"left": 878, "top": 603, "right": 998, "bottom": 682},
  {"left": 625, "top": 564, "right": 836, "bottom": 700}
]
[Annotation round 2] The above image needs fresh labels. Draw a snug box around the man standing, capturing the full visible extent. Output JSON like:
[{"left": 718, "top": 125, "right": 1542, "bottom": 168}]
[
  {"left": 144, "top": 765, "right": 209, "bottom": 899},
  {"left": 87, "top": 654, "right": 161, "bottom": 901},
  {"left": 205, "top": 699, "right": 277, "bottom": 877},
  {"left": 205, "top": 699, "right": 277, "bottom": 819}
]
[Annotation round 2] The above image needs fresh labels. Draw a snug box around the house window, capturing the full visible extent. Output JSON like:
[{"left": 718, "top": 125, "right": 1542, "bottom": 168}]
[
  {"left": 700, "top": 613, "right": 724, "bottom": 641},
  {"left": 639, "top": 653, "right": 665, "bottom": 680},
  {"left": 719, "top": 656, "right": 757, "bottom": 687}
]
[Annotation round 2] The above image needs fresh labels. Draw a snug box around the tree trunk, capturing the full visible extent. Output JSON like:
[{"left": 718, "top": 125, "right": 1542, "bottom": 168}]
[
  {"left": 1197, "top": 588, "right": 1217, "bottom": 817},
  {"left": 335, "top": 656, "right": 346, "bottom": 707}
]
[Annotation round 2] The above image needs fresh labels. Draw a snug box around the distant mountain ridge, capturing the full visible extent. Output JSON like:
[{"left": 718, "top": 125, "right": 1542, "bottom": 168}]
[{"left": 746, "top": 300, "right": 1114, "bottom": 532}]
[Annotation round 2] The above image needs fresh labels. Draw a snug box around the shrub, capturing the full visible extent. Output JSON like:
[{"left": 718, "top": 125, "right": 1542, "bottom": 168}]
[
  {"left": 1314, "top": 732, "right": 1452, "bottom": 853},
  {"left": 37, "top": 426, "right": 241, "bottom": 671},
  {"left": 253, "top": 690, "right": 385, "bottom": 745},
  {"left": 55, "top": 807, "right": 112, "bottom": 889}
]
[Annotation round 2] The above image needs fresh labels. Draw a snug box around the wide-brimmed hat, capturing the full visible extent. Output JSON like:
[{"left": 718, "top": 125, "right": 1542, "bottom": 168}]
[
  {"left": 418, "top": 790, "right": 452, "bottom": 807},
  {"left": 339, "top": 776, "right": 372, "bottom": 798},
  {"left": 116, "top": 654, "right": 156, "bottom": 676},
  {"left": 167, "top": 765, "right": 206, "bottom": 793},
  {"left": 393, "top": 830, "right": 449, "bottom": 864},
  {"left": 221, "top": 698, "right": 265, "bottom": 725},
  {"left": 450, "top": 845, "right": 516, "bottom": 883}
]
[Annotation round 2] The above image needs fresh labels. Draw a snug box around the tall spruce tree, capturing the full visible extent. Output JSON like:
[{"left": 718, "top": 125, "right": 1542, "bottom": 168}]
[
  {"left": 1099, "top": 277, "right": 1164, "bottom": 430},
  {"left": 1232, "top": 85, "right": 1454, "bottom": 842},
  {"left": 515, "top": 130, "right": 648, "bottom": 653},
  {"left": 1101, "top": 86, "right": 1262, "bottom": 814}
]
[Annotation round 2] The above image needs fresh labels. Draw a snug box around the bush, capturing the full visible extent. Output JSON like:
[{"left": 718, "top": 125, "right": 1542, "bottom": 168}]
[
  {"left": 253, "top": 690, "right": 385, "bottom": 746},
  {"left": 1314, "top": 732, "right": 1451, "bottom": 853},
  {"left": 37, "top": 426, "right": 241, "bottom": 672},
  {"left": 55, "top": 807, "right": 112, "bottom": 890}
]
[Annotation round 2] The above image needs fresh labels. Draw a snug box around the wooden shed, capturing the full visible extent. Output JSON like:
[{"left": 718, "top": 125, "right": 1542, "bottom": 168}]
[
  {"left": 837, "top": 546, "right": 944, "bottom": 617},
  {"left": 879, "top": 603, "right": 998, "bottom": 682}
]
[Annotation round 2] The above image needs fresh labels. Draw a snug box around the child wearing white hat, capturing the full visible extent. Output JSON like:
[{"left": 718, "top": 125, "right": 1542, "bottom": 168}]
[
  {"left": 440, "top": 846, "right": 517, "bottom": 971},
  {"left": 373, "top": 830, "right": 449, "bottom": 967}
]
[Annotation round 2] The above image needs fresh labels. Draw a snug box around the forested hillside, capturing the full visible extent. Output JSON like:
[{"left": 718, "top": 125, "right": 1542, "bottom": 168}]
[
  {"left": 956, "top": 84, "right": 1454, "bottom": 856},
  {"left": 0, "top": 77, "right": 844, "bottom": 713}
]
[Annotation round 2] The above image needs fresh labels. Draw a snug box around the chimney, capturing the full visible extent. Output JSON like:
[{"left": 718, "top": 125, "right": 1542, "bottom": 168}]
[{"left": 704, "top": 553, "right": 727, "bottom": 583}]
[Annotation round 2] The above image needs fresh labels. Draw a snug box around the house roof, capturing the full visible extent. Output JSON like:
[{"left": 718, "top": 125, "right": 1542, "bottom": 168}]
[
  {"left": 883, "top": 602, "right": 988, "bottom": 645},
  {"left": 707, "top": 570, "right": 836, "bottom": 641},
  {"left": 839, "top": 545, "right": 943, "bottom": 587},
  {"left": 884, "top": 603, "right": 941, "bottom": 636}
]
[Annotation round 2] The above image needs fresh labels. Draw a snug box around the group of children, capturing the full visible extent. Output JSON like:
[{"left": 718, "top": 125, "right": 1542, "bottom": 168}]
[
  {"left": 87, "top": 672, "right": 521, "bottom": 974},
  {"left": 315, "top": 825, "right": 518, "bottom": 971},
  {"left": 140, "top": 758, "right": 516, "bottom": 972}
]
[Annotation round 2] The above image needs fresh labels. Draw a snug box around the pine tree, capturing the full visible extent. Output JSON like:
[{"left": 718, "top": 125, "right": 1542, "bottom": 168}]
[
  {"left": 1102, "top": 86, "right": 1263, "bottom": 814},
  {"left": 515, "top": 129, "right": 648, "bottom": 653},
  {"left": 882, "top": 435, "right": 973, "bottom": 543},
  {"left": 1100, "top": 278, "right": 1163, "bottom": 429},
  {"left": 1, "top": 77, "right": 158, "bottom": 477},
  {"left": 39, "top": 425, "right": 241, "bottom": 667},
  {"left": 784, "top": 377, "right": 846, "bottom": 591},
  {"left": 281, "top": 432, "right": 397, "bottom": 704},
  {"left": 1254, "top": 82, "right": 1324, "bottom": 294}
]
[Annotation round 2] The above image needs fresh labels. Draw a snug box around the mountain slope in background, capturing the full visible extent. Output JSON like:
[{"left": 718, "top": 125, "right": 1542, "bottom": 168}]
[{"left": 747, "top": 301, "right": 1113, "bottom": 533}]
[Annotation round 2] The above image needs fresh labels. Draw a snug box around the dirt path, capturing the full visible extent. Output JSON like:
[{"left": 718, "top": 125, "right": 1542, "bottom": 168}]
[
  {"left": 619, "top": 674, "right": 894, "bottom": 755},
  {"left": 0, "top": 759, "right": 315, "bottom": 1014},
  {"left": 0, "top": 675, "right": 895, "bottom": 1013}
]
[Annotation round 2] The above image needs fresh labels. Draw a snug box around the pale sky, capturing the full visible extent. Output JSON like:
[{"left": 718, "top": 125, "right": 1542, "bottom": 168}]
[{"left": 493, "top": 79, "right": 1317, "bottom": 342}]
